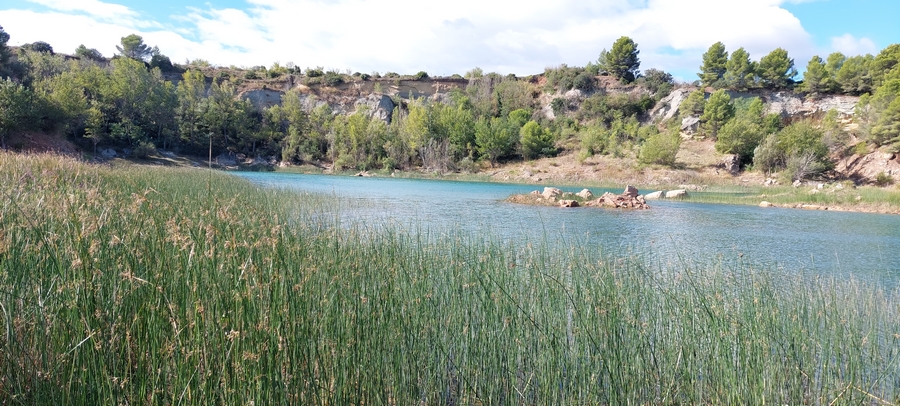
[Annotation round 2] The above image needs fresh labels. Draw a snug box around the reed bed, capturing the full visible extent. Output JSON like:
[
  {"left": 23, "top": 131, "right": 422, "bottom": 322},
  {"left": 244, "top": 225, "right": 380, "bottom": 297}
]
[{"left": 1, "top": 152, "right": 899, "bottom": 405}]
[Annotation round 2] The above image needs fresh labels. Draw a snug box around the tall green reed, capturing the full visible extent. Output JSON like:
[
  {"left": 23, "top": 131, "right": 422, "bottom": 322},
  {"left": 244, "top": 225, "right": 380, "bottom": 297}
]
[{"left": 1, "top": 152, "right": 898, "bottom": 404}]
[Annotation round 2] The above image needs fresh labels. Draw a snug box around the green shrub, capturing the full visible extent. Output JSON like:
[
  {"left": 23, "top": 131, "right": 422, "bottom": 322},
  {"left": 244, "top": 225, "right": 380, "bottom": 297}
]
[
  {"left": 639, "top": 127, "right": 681, "bottom": 166},
  {"left": 414, "top": 71, "right": 429, "bottom": 80},
  {"left": 875, "top": 171, "right": 894, "bottom": 186},
  {"left": 131, "top": 140, "right": 157, "bottom": 159}
]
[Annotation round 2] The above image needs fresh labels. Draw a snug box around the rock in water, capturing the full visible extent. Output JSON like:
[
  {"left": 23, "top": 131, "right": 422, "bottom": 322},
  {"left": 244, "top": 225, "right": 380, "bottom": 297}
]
[
  {"left": 576, "top": 189, "right": 594, "bottom": 200},
  {"left": 542, "top": 187, "right": 562, "bottom": 200},
  {"left": 644, "top": 191, "right": 664, "bottom": 200},
  {"left": 623, "top": 185, "right": 639, "bottom": 197},
  {"left": 665, "top": 189, "right": 688, "bottom": 199}
]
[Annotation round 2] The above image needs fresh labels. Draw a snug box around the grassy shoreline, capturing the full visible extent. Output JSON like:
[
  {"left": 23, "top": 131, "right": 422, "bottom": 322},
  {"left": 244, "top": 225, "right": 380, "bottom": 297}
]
[{"left": 3, "top": 152, "right": 899, "bottom": 404}]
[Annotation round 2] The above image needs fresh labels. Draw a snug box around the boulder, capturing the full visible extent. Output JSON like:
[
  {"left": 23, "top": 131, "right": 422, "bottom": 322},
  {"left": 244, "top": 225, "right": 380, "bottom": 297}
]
[
  {"left": 721, "top": 154, "right": 740, "bottom": 175},
  {"left": 587, "top": 191, "right": 650, "bottom": 210},
  {"left": 764, "top": 178, "right": 778, "bottom": 186},
  {"left": 759, "top": 201, "right": 774, "bottom": 208},
  {"left": 576, "top": 189, "right": 594, "bottom": 200},
  {"left": 665, "top": 189, "right": 688, "bottom": 199},
  {"left": 644, "top": 191, "right": 664, "bottom": 200},
  {"left": 559, "top": 200, "right": 580, "bottom": 208},
  {"left": 100, "top": 148, "right": 117, "bottom": 158},
  {"left": 623, "top": 185, "right": 639, "bottom": 197},
  {"left": 542, "top": 187, "right": 562, "bottom": 200},
  {"left": 681, "top": 116, "right": 701, "bottom": 135}
]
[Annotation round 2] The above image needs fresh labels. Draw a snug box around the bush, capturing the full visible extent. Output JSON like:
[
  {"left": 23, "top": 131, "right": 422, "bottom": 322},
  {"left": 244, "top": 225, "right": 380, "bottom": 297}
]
[
  {"left": 414, "top": 71, "right": 429, "bottom": 80},
  {"left": 131, "top": 141, "right": 157, "bottom": 159},
  {"left": 573, "top": 71, "right": 595, "bottom": 91},
  {"left": 520, "top": 121, "right": 556, "bottom": 160},
  {"left": 639, "top": 127, "right": 681, "bottom": 166},
  {"left": 551, "top": 97, "right": 568, "bottom": 117},
  {"left": 875, "top": 171, "right": 894, "bottom": 186}
]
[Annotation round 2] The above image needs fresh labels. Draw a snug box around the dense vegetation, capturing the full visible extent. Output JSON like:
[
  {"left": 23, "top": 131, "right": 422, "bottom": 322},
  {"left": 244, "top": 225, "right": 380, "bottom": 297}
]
[
  {"left": 1, "top": 25, "right": 900, "bottom": 178},
  {"left": 2, "top": 152, "right": 899, "bottom": 404}
]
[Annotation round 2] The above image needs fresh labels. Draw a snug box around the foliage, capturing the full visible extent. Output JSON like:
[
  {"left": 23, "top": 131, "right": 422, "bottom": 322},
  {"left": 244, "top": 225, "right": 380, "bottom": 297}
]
[
  {"left": 872, "top": 44, "right": 900, "bottom": 87},
  {"left": 680, "top": 89, "right": 706, "bottom": 117},
  {"left": 116, "top": 34, "right": 152, "bottom": 61},
  {"left": 0, "top": 78, "right": 46, "bottom": 147},
  {"left": 754, "top": 120, "right": 829, "bottom": 180},
  {"left": 598, "top": 36, "right": 640, "bottom": 83},
  {"left": 835, "top": 55, "right": 874, "bottom": 95},
  {"left": 756, "top": 48, "right": 797, "bottom": 89},
  {"left": 0, "top": 25, "right": 10, "bottom": 74},
  {"left": 75, "top": 44, "right": 105, "bottom": 61},
  {"left": 699, "top": 42, "right": 728, "bottom": 87},
  {"left": 799, "top": 55, "right": 829, "bottom": 95},
  {"left": 131, "top": 139, "right": 157, "bottom": 158},
  {"left": 715, "top": 114, "right": 764, "bottom": 164},
  {"left": 639, "top": 125, "right": 681, "bottom": 166},
  {"left": 875, "top": 171, "right": 894, "bottom": 186},
  {"left": 636, "top": 68, "right": 673, "bottom": 98},
  {"left": 578, "top": 123, "right": 607, "bottom": 160},
  {"left": 414, "top": 71, "right": 429, "bottom": 80},
  {"left": 519, "top": 120, "right": 555, "bottom": 159},
  {"left": 700, "top": 89, "right": 734, "bottom": 138},
  {"left": 21, "top": 41, "right": 54, "bottom": 54},
  {"left": 475, "top": 116, "right": 515, "bottom": 166},
  {"left": 867, "top": 79, "right": 900, "bottom": 145},
  {"left": 723, "top": 47, "right": 755, "bottom": 90},
  {"left": 550, "top": 97, "right": 568, "bottom": 117}
]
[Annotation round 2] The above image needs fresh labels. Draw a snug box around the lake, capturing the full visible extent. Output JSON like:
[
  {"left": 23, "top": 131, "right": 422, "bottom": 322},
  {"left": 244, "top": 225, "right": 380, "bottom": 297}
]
[{"left": 237, "top": 172, "right": 900, "bottom": 285}]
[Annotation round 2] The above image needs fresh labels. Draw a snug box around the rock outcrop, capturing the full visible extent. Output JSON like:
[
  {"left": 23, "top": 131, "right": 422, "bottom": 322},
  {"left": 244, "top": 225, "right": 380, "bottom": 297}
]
[
  {"left": 584, "top": 186, "right": 650, "bottom": 209},
  {"left": 665, "top": 189, "right": 688, "bottom": 199}
]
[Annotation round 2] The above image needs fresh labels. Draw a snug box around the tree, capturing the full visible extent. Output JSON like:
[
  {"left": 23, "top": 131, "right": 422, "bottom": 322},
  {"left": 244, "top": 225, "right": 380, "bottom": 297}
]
[
  {"left": 715, "top": 98, "right": 766, "bottom": 164},
  {"left": 637, "top": 68, "right": 673, "bottom": 98},
  {"left": 475, "top": 117, "right": 514, "bottom": 166},
  {"left": 757, "top": 48, "right": 797, "bottom": 89},
  {"left": 519, "top": 120, "right": 555, "bottom": 159},
  {"left": 723, "top": 47, "right": 755, "bottom": 90},
  {"left": 824, "top": 52, "right": 846, "bottom": 92},
  {"left": 150, "top": 47, "right": 176, "bottom": 73},
  {"left": 700, "top": 89, "right": 734, "bottom": 138},
  {"left": 872, "top": 44, "right": 900, "bottom": 88},
  {"left": 75, "top": 44, "right": 105, "bottom": 61},
  {"left": 868, "top": 79, "right": 900, "bottom": 145},
  {"left": 21, "top": 41, "right": 54, "bottom": 54},
  {"left": 0, "top": 78, "right": 42, "bottom": 148},
  {"left": 698, "top": 42, "right": 728, "bottom": 88},
  {"left": 681, "top": 89, "right": 707, "bottom": 117},
  {"left": 799, "top": 55, "right": 829, "bottom": 95},
  {"left": 835, "top": 55, "right": 874, "bottom": 95},
  {"left": 176, "top": 70, "right": 207, "bottom": 147},
  {"left": 598, "top": 36, "right": 640, "bottom": 83},
  {"left": 116, "top": 34, "right": 152, "bottom": 61},
  {"left": 0, "top": 25, "right": 10, "bottom": 75}
]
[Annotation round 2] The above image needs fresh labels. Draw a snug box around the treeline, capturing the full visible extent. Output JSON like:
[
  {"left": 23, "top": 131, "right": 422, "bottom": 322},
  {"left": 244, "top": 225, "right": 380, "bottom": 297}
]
[
  {"left": 1, "top": 26, "right": 899, "bottom": 179},
  {"left": 697, "top": 41, "right": 900, "bottom": 96},
  {"left": 0, "top": 30, "right": 671, "bottom": 171},
  {"left": 689, "top": 41, "right": 900, "bottom": 181}
]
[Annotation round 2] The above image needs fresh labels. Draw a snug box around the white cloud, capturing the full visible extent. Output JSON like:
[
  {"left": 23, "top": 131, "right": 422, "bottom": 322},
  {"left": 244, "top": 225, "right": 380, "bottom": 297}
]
[
  {"left": 0, "top": 0, "right": 823, "bottom": 80},
  {"left": 830, "top": 34, "right": 878, "bottom": 56}
]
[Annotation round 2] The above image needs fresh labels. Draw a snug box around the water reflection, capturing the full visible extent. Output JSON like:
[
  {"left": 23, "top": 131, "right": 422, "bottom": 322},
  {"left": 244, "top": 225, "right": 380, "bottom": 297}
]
[{"left": 237, "top": 172, "right": 900, "bottom": 285}]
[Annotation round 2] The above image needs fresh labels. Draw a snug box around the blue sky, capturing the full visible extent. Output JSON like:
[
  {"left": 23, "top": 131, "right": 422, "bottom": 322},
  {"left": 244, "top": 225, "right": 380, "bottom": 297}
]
[{"left": 1, "top": 0, "right": 897, "bottom": 82}]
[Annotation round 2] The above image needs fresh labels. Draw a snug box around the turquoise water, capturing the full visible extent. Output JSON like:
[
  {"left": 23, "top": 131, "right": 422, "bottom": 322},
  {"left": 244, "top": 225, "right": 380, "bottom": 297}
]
[{"left": 237, "top": 172, "right": 900, "bottom": 284}]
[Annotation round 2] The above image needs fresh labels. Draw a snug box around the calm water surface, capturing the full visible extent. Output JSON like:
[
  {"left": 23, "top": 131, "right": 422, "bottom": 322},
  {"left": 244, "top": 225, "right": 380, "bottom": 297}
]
[{"left": 237, "top": 172, "right": 900, "bottom": 284}]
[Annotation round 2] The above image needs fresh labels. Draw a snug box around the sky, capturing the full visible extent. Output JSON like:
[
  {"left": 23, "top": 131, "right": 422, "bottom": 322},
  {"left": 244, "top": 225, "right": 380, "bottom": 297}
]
[{"left": 0, "top": 0, "right": 897, "bottom": 82}]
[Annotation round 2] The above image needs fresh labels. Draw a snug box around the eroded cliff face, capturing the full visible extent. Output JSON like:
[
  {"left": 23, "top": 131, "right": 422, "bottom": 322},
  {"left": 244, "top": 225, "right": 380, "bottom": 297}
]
[{"left": 235, "top": 76, "right": 898, "bottom": 183}]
